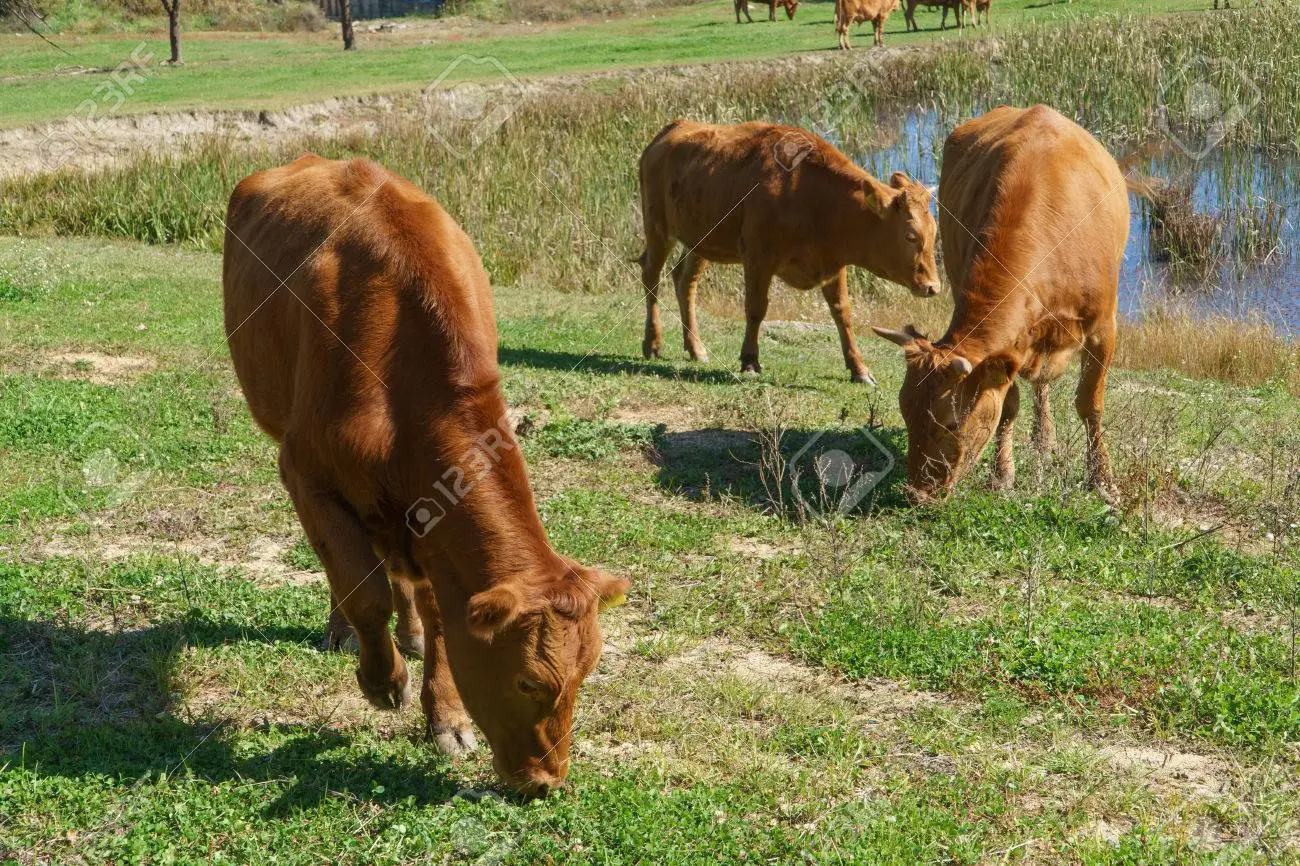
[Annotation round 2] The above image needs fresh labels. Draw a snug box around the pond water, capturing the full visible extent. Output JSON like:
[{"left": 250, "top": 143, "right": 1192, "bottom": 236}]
[{"left": 854, "top": 110, "right": 1299, "bottom": 336}]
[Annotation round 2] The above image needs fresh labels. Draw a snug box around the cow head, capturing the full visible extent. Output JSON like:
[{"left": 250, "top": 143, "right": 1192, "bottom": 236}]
[
  {"left": 868, "top": 172, "right": 940, "bottom": 298},
  {"left": 441, "top": 562, "right": 629, "bottom": 797},
  {"left": 780, "top": 0, "right": 799, "bottom": 19},
  {"left": 872, "top": 325, "right": 1017, "bottom": 500}
]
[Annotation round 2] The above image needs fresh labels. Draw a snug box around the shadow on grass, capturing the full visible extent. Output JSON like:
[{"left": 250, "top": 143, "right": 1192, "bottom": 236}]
[
  {"left": 499, "top": 345, "right": 739, "bottom": 385},
  {"left": 0, "top": 613, "right": 465, "bottom": 812},
  {"left": 651, "top": 424, "right": 911, "bottom": 514}
]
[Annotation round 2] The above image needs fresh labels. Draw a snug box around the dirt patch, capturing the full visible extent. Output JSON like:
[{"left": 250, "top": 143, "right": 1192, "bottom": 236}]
[
  {"left": 726, "top": 536, "right": 795, "bottom": 559},
  {"left": 1112, "top": 379, "right": 1188, "bottom": 399},
  {"left": 609, "top": 402, "right": 698, "bottom": 431},
  {"left": 38, "top": 528, "right": 319, "bottom": 585},
  {"left": 661, "top": 636, "right": 946, "bottom": 719},
  {"left": 41, "top": 351, "right": 155, "bottom": 384},
  {"left": 1097, "top": 744, "right": 1233, "bottom": 801},
  {"left": 656, "top": 427, "right": 755, "bottom": 456},
  {"left": 763, "top": 320, "right": 835, "bottom": 342}
]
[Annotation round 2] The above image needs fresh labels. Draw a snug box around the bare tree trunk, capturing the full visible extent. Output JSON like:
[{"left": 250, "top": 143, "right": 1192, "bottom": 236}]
[
  {"left": 340, "top": 0, "right": 355, "bottom": 50},
  {"left": 159, "top": 0, "right": 181, "bottom": 64}
]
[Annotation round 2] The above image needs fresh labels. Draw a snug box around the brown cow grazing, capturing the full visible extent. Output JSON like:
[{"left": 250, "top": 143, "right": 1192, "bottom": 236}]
[
  {"left": 872, "top": 105, "right": 1129, "bottom": 499},
  {"left": 638, "top": 120, "right": 939, "bottom": 384},
  {"left": 223, "top": 155, "right": 629, "bottom": 796},
  {"left": 904, "top": 0, "right": 963, "bottom": 30},
  {"left": 835, "top": 0, "right": 899, "bottom": 48},
  {"left": 735, "top": 0, "right": 798, "bottom": 22}
]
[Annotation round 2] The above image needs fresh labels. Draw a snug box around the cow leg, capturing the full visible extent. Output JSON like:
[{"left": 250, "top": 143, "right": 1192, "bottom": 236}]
[
  {"left": 1030, "top": 381, "right": 1056, "bottom": 456},
  {"left": 280, "top": 447, "right": 409, "bottom": 710},
  {"left": 390, "top": 570, "right": 425, "bottom": 659},
  {"left": 640, "top": 236, "right": 670, "bottom": 359},
  {"left": 904, "top": 0, "right": 917, "bottom": 30},
  {"left": 820, "top": 269, "right": 872, "bottom": 384},
  {"left": 673, "top": 251, "right": 710, "bottom": 362},
  {"left": 323, "top": 585, "right": 355, "bottom": 652},
  {"left": 409, "top": 573, "right": 478, "bottom": 756},
  {"left": 768, "top": 0, "right": 776, "bottom": 20},
  {"left": 739, "top": 259, "right": 775, "bottom": 374},
  {"left": 992, "top": 381, "right": 1020, "bottom": 490},
  {"left": 739, "top": 259, "right": 775, "bottom": 375},
  {"left": 873, "top": 15, "right": 884, "bottom": 47},
  {"left": 838, "top": 22, "right": 851, "bottom": 49},
  {"left": 1077, "top": 320, "right": 1116, "bottom": 492}
]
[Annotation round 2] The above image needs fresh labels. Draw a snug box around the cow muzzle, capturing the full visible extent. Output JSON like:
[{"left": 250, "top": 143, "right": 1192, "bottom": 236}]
[{"left": 493, "top": 753, "right": 567, "bottom": 798}]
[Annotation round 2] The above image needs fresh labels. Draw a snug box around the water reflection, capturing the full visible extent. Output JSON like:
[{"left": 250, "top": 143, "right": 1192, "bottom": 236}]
[{"left": 847, "top": 109, "right": 1297, "bottom": 336}]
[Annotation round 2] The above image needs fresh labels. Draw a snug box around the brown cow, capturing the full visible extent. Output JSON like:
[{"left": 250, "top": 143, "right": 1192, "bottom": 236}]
[
  {"left": 835, "top": 0, "right": 899, "bottom": 48},
  {"left": 223, "top": 155, "right": 629, "bottom": 797},
  {"left": 904, "top": 0, "right": 964, "bottom": 30},
  {"left": 735, "top": 0, "right": 798, "bottom": 22},
  {"left": 872, "top": 105, "right": 1128, "bottom": 500},
  {"left": 967, "top": 0, "right": 990, "bottom": 26},
  {"left": 638, "top": 119, "right": 939, "bottom": 384}
]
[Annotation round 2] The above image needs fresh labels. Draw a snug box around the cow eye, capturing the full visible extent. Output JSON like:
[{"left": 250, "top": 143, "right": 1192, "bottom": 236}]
[
  {"left": 516, "top": 678, "right": 542, "bottom": 696},
  {"left": 906, "top": 232, "right": 919, "bottom": 243}
]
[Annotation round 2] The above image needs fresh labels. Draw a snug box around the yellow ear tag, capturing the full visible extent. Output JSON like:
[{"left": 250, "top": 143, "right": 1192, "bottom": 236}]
[{"left": 598, "top": 594, "right": 627, "bottom": 613}]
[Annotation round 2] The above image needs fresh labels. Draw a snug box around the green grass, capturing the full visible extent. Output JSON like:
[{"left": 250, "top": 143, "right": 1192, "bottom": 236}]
[
  {"left": 0, "top": 233, "right": 1297, "bottom": 862},
  {"left": 0, "top": 0, "right": 1222, "bottom": 127}
]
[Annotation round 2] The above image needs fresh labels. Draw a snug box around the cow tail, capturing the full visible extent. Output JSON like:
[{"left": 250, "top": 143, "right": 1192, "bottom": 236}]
[{"left": 1124, "top": 174, "right": 1165, "bottom": 202}]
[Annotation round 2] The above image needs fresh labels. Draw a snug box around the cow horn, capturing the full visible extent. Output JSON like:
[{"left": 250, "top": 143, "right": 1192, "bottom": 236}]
[
  {"left": 950, "top": 356, "right": 974, "bottom": 376},
  {"left": 871, "top": 325, "right": 915, "bottom": 347}
]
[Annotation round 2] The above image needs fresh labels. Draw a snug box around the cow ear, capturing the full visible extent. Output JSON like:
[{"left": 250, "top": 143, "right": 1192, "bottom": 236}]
[
  {"left": 591, "top": 570, "right": 631, "bottom": 613},
  {"left": 975, "top": 353, "right": 1017, "bottom": 388},
  {"left": 889, "top": 171, "right": 910, "bottom": 189},
  {"left": 467, "top": 583, "right": 525, "bottom": 641}
]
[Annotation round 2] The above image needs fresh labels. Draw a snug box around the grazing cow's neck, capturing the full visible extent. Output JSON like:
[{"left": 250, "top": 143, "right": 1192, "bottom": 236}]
[
  {"left": 841, "top": 172, "right": 900, "bottom": 273},
  {"left": 939, "top": 258, "right": 1031, "bottom": 365},
  {"left": 419, "top": 381, "right": 563, "bottom": 594}
]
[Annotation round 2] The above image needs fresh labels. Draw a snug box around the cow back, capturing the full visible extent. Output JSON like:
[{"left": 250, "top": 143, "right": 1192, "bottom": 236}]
[
  {"left": 938, "top": 105, "right": 1129, "bottom": 321},
  {"left": 223, "top": 156, "right": 500, "bottom": 494}
]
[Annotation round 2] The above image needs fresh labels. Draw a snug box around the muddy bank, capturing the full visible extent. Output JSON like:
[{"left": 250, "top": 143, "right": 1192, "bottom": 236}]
[{"left": 0, "top": 45, "right": 923, "bottom": 180}]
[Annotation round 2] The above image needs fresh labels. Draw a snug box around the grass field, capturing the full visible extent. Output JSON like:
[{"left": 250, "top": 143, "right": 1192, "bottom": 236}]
[
  {"left": 0, "top": 232, "right": 1297, "bottom": 863},
  {"left": 0, "top": 0, "right": 1217, "bottom": 127}
]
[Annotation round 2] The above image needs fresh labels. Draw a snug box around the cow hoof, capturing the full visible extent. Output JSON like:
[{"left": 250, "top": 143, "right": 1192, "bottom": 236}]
[
  {"left": 430, "top": 723, "right": 479, "bottom": 757},
  {"left": 688, "top": 350, "right": 709, "bottom": 363},
  {"left": 395, "top": 630, "right": 425, "bottom": 660},
  {"left": 357, "top": 667, "right": 411, "bottom": 711},
  {"left": 740, "top": 361, "right": 762, "bottom": 375},
  {"left": 850, "top": 370, "right": 878, "bottom": 387},
  {"left": 642, "top": 342, "right": 661, "bottom": 360},
  {"left": 1091, "top": 479, "right": 1120, "bottom": 507},
  {"left": 322, "top": 625, "right": 358, "bottom": 654}
]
